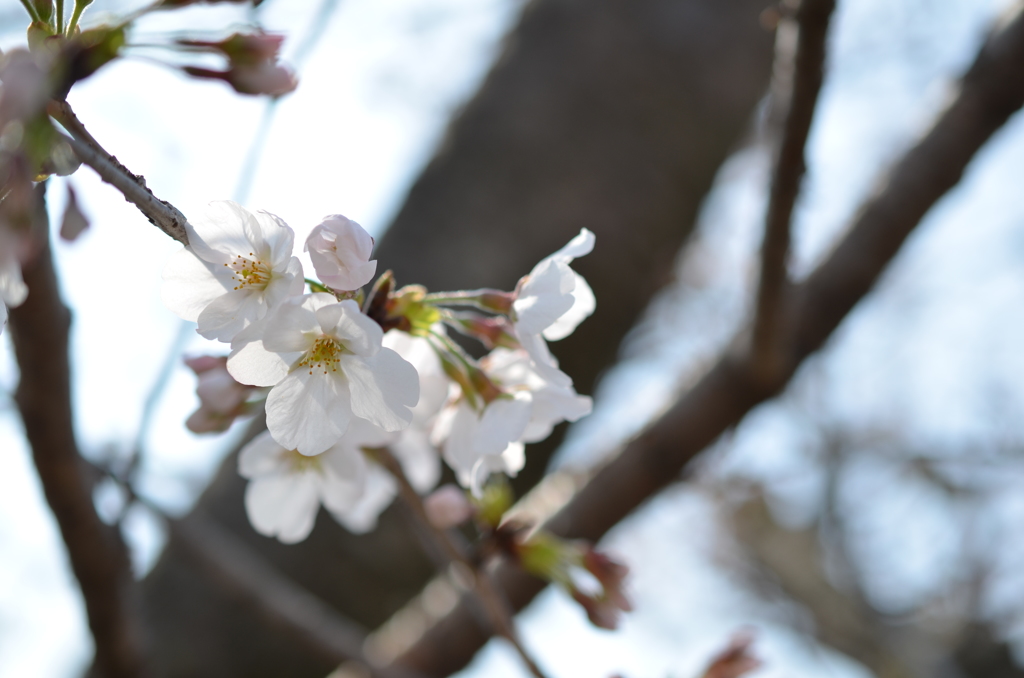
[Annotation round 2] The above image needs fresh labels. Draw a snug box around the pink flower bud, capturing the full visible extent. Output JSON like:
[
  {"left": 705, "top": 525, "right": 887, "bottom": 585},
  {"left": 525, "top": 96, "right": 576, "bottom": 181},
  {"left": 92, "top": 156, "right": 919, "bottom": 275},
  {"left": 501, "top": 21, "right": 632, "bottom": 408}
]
[
  {"left": 178, "top": 33, "right": 285, "bottom": 65},
  {"left": 423, "top": 484, "right": 475, "bottom": 529},
  {"left": 183, "top": 355, "right": 256, "bottom": 433},
  {"left": 304, "top": 215, "right": 377, "bottom": 291},
  {"left": 184, "top": 354, "right": 227, "bottom": 374},
  {"left": 182, "top": 63, "right": 297, "bottom": 97},
  {"left": 226, "top": 63, "right": 297, "bottom": 97}
]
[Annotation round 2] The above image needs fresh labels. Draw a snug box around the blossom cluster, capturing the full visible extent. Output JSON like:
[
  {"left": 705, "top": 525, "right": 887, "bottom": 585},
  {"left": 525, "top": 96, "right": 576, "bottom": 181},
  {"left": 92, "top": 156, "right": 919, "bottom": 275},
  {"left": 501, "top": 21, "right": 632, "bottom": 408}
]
[{"left": 164, "top": 201, "right": 595, "bottom": 543}]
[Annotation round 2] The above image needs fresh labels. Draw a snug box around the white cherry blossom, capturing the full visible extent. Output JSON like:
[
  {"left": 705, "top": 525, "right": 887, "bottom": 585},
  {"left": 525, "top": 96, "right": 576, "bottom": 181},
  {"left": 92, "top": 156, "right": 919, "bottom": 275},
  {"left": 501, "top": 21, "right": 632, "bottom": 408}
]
[
  {"left": 481, "top": 347, "right": 592, "bottom": 443},
  {"left": 305, "top": 215, "right": 377, "bottom": 292},
  {"left": 162, "top": 201, "right": 304, "bottom": 343},
  {"left": 433, "top": 391, "right": 532, "bottom": 496},
  {"left": 227, "top": 294, "right": 419, "bottom": 456},
  {"left": 512, "top": 229, "right": 596, "bottom": 385},
  {"left": 239, "top": 426, "right": 379, "bottom": 543}
]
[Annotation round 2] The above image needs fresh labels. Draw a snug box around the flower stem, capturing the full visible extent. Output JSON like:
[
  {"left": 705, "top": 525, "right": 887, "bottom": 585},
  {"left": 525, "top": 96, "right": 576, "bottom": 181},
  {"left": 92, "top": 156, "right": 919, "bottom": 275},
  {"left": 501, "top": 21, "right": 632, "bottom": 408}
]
[
  {"left": 19, "top": 0, "right": 42, "bottom": 23},
  {"left": 56, "top": 0, "right": 64, "bottom": 32},
  {"left": 375, "top": 448, "right": 550, "bottom": 678},
  {"left": 305, "top": 277, "right": 330, "bottom": 294},
  {"left": 65, "top": 0, "right": 90, "bottom": 35},
  {"left": 424, "top": 288, "right": 513, "bottom": 314},
  {"left": 428, "top": 328, "right": 475, "bottom": 373}
]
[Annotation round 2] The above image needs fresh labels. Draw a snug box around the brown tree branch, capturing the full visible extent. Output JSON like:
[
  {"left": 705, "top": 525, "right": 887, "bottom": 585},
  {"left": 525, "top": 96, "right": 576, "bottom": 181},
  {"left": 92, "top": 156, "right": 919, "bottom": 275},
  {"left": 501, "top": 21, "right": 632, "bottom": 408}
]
[
  {"left": 50, "top": 102, "right": 190, "bottom": 245},
  {"left": 9, "top": 185, "right": 149, "bottom": 678},
  {"left": 387, "top": 4, "right": 1024, "bottom": 675},
  {"left": 751, "top": 0, "right": 836, "bottom": 381},
  {"left": 169, "top": 514, "right": 422, "bottom": 678},
  {"left": 375, "top": 449, "right": 549, "bottom": 678}
]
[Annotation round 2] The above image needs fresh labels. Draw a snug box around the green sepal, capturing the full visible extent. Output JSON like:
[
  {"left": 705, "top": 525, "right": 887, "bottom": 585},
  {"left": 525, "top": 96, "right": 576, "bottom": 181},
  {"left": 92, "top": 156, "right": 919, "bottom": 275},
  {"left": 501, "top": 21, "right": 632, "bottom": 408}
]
[
  {"left": 472, "top": 477, "right": 514, "bottom": 529},
  {"left": 390, "top": 285, "right": 441, "bottom": 337}
]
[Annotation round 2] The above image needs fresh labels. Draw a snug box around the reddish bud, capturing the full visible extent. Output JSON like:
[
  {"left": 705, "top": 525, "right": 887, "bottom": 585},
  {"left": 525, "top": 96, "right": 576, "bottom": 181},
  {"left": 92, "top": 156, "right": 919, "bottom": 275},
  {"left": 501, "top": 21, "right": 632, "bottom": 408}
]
[
  {"left": 423, "top": 485, "right": 475, "bottom": 529},
  {"left": 477, "top": 290, "right": 515, "bottom": 315},
  {"left": 468, "top": 366, "right": 503, "bottom": 404},
  {"left": 178, "top": 32, "right": 285, "bottom": 65},
  {"left": 451, "top": 313, "right": 520, "bottom": 350},
  {"left": 183, "top": 355, "right": 257, "bottom": 433}
]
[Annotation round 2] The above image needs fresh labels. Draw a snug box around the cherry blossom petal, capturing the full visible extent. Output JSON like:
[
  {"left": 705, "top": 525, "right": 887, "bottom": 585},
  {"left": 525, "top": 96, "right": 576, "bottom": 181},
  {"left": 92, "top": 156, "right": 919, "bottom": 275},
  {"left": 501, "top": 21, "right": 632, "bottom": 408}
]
[
  {"left": 331, "top": 464, "right": 396, "bottom": 533},
  {"left": 227, "top": 320, "right": 298, "bottom": 386},
  {"left": 384, "top": 330, "right": 448, "bottom": 423},
  {"left": 392, "top": 428, "right": 441, "bottom": 493},
  {"left": 266, "top": 369, "right": 352, "bottom": 455},
  {"left": 468, "top": 442, "right": 525, "bottom": 496},
  {"left": 0, "top": 266, "right": 27, "bottom": 306},
  {"left": 513, "top": 259, "right": 575, "bottom": 335},
  {"left": 444, "top": 394, "right": 531, "bottom": 479},
  {"left": 522, "top": 387, "right": 592, "bottom": 443},
  {"left": 542, "top": 272, "right": 595, "bottom": 341},
  {"left": 343, "top": 348, "right": 419, "bottom": 432},
  {"left": 196, "top": 287, "right": 266, "bottom": 341},
  {"left": 345, "top": 417, "right": 398, "bottom": 449},
  {"left": 551, "top": 228, "right": 595, "bottom": 261},
  {"left": 253, "top": 209, "right": 296, "bottom": 269},
  {"left": 316, "top": 299, "right": 382, "bottom": 357},
  {"left": 186, "top": 201, "right": 261, "bottom": 265},
  {"left": 262, "top": 297, "right": 321, "bottom": 353},
  {"left": 318, "top": 445, "right": 368, "bottom": 514},
  {"left": 245, "top": 472, "right": 320, "bottom": 543},
  {"left": 477, "top": 394, "right": 532, "bottom": 453},
  {"left": 238, "top": 430, "right": 291, "bottom": 477},
  {"left": 161, "top": 248, "right": 230, "bottom": 321},
  {"left": 263, "top": 257, "right": 305, "bottom": 308},
  {"left": 518, "top": 332, "right": 573, "bottom": 388}
]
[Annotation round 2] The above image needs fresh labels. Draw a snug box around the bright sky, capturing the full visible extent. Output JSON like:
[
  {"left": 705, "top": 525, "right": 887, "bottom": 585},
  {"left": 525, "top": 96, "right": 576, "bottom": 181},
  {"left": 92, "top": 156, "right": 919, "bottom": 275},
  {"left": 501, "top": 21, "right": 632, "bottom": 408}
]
[{"left": 1, "top": 0, "right": 1023, "bottom": 676}]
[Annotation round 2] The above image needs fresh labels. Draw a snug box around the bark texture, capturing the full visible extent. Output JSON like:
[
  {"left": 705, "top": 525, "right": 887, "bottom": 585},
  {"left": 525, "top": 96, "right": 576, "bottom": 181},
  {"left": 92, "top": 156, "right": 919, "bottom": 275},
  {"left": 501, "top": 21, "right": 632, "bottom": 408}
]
[{"left": 10, "top": 186, "right": 149, "bottom": 678}]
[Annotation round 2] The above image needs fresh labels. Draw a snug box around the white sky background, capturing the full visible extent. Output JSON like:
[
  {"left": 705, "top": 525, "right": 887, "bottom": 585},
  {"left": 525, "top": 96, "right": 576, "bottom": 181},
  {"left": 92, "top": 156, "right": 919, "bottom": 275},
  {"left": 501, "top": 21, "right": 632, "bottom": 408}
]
[{"left": 1, "top": 0, "right": 1024, "bottom": 676}]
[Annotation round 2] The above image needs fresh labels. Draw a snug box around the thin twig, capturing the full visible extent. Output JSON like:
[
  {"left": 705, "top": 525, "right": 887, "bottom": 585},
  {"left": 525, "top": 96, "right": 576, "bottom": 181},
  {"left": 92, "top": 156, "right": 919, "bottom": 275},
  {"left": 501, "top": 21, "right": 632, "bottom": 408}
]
[
  {"left": 386, "top": 3, "right": 1024, "bottom": 675},
  {"left": 750, "top": 0, "right": 836, "bottom": 382},
  {"left": 375, "top": 448, "right": 550, "bottom": 678},
  {"left": 9, "top": 184, "right": 149, "bottom": 678},
  {"left": 49, "top": 102, "right": 190, "bottom": 244}
]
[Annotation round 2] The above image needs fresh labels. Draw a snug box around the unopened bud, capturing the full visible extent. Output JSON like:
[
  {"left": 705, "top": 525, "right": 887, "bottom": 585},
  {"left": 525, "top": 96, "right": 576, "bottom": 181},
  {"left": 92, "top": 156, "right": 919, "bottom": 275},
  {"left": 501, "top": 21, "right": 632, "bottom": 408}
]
[
  {"left": 468, "top": 366, "right": 503, "bottom": 404},
  {"left": 423, "top": 485, "right": 474, "bottom": 529},
  {"left": 305, "top": 214, "right": 376, "bottom": 292},
  {"left": 182, "top": 63, "right": 297, "bottom": 97},
  {"left": 184, "top": 354, "right": 226, "bottom": 374},
  {"left": 451, "top": 313, "right": 519, "bottom": 350},
  {"left": 388, "top": 285, "right": 440, "bottom": 336},
  {"left": 477, "top": 290, "right": 514, "bottom": 315}
]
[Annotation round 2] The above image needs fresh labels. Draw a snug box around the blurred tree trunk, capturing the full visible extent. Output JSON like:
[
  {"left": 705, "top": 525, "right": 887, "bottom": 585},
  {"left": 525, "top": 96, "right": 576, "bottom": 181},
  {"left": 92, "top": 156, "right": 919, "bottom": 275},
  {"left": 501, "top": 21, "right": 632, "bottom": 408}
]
[{"left": 140, "top": 1, "right": 775, "bottom": 675}]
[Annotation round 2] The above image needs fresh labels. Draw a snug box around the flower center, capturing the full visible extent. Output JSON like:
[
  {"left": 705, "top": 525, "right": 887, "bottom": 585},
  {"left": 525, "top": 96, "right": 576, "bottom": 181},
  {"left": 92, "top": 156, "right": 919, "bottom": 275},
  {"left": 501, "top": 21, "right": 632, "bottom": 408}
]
[
  {"left": 298, "top": 336, "right": 346, "bottom": 375},
  {"left": 283, "top": 448, "right": 322, "bottom": 473},
  {"left": 224, "top": 252, "right": 271, "bottom": 290}
]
